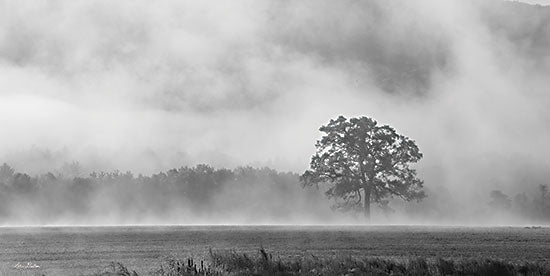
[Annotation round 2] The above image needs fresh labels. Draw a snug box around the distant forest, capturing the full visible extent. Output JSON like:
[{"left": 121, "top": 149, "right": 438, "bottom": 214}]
[
  {"left": 0, "top": 163, "right": 330, "bottom": 225},
  {"left": 0, "top": 162, "right": 548, "bottom": 225}
]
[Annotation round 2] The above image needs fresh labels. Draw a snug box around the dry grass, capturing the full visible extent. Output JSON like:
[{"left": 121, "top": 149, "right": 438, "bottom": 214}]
[
  {"left": 207, "top": 248, "right": 550, "bottom": 275},
  {"left": 92, "top": 248, "right": 550, "bottom": 276}
]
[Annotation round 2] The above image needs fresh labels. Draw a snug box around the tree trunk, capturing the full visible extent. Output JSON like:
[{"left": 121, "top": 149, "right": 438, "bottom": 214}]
[{"left": 364, "top": 187, "right": 371, "bottom": 222}]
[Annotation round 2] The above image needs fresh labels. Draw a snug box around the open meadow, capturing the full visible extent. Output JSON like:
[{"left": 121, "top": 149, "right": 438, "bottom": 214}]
[{"left": 0, "top": 225, "right": 548, "bottom": 275}]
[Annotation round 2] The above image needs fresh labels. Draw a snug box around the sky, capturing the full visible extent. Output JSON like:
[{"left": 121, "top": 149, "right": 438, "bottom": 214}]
[
  {"left": 518, "top": 0, "right": 550, "bottom": 4},
  {"left": 0, "top": 0, "right": 549, "bottom": 224}
]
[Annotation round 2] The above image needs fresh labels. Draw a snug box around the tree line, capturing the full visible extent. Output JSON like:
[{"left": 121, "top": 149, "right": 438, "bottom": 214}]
[
  {"left": 0, "top": 163, "right": 327, "bottom": 224},
  {"left": 489, "top": 186, "right": 550, "bottom": 222},
  {"left": 0, "top": 162, "right": 549, "bottom": 224},
  {"left": 2, "top": 114, "right": 550, "bottom": 224}
]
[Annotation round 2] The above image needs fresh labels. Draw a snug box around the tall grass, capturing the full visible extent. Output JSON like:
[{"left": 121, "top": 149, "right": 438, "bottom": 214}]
[{"left": 95, "top": 248, "right": 550, "bottom": 276}]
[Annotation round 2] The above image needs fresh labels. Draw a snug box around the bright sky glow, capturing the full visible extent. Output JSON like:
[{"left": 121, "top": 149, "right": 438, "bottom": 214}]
[{"left": 516, "top": 0, "right": 550, "bottom": 5}]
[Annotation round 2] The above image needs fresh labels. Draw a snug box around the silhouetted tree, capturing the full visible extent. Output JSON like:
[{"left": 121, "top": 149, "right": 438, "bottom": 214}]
[
  {"left": 489, "top": 190, "right": 512, "bottom": 210},
  {"left": 0, "top": 163, "right": 14, "bottom": 182},
  {"left": 534, "top": 184, "right": 549, "bottom": 219},
  {"left": 301, "top": 116, "right": 425, "bottom": 220},
  {"left": 0, "top": 163, "right": 14, "bottom": 218},
  {"left": 12, "top": 173, "right": 35, "bottom": 194}
]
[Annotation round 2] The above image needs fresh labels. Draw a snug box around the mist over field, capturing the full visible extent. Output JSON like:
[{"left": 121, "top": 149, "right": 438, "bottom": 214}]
[{"left": 1, "top": 0, "right": 550, "bottom": 225}]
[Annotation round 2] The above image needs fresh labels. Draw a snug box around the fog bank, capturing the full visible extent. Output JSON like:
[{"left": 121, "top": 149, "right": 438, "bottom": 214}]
[{"left": 1, "top": 0, "right": 550, "bottom": 224}]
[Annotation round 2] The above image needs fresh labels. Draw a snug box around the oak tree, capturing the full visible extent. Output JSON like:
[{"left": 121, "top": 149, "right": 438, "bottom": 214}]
[{"left": 301, "top": 116, "right": 425, "bottom": 220}]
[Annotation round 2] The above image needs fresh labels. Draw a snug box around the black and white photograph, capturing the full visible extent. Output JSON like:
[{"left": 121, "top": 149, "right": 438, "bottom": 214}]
[{"left": 0, "top": 0, "right": 549, "bottom": 275}]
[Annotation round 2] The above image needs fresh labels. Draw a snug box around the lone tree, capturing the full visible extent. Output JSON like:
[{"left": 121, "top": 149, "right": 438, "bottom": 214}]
[{"left": 301, "top": 116, "right": 425, "bottom": 220}]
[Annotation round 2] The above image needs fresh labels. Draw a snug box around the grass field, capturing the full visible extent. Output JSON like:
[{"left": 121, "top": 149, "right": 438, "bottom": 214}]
[{"left": 0, "top": 225, "right": 548, "bottom": 275}]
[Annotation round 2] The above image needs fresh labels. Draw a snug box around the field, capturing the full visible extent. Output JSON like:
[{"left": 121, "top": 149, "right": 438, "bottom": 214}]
[{"left": 0, "top": 225, "right": 548, "bottom": 275}]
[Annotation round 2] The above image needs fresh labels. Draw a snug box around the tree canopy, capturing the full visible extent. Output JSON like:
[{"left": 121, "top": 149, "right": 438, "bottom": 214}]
[{"left": 301, "top": 115, "right": 425, "bottom": 220}]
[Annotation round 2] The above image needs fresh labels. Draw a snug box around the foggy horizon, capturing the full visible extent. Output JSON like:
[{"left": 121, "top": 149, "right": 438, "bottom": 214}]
[{"left": 1, "top": 0, "right": 550, "bottom": 226}]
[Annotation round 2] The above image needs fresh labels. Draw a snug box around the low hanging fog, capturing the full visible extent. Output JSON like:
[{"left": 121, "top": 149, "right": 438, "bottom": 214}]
[{"left": 1, "top": 0, "right": 550, "bottom": 225}]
